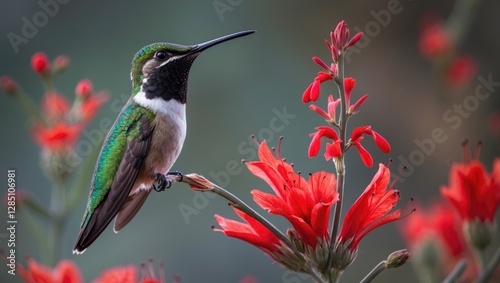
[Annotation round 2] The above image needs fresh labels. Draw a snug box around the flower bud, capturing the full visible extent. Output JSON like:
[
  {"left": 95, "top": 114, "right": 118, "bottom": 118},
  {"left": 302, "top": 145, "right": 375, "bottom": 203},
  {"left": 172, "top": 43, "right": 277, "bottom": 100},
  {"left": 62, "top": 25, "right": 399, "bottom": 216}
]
[
  {"left": 31, "top": 52, "right": 51, "bottom": 75},
  {"left": 75, "top": 79, "right": 93, "bottom": 99},
  {"left": 0, "top": 76, "right": 18, "bottom": 95},
  {"left": 53, "top": 55, "right": 69, "bottom": 73},
  {"left": 385, "top": 249, "right": 410, "bottom": 269}
]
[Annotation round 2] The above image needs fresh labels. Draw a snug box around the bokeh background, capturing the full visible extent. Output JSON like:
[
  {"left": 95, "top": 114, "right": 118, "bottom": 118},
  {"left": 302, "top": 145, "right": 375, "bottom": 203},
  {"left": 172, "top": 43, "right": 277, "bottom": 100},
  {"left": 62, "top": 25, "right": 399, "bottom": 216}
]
[{"left": 1, "top": 0, "right": 499, "bottom": 282}]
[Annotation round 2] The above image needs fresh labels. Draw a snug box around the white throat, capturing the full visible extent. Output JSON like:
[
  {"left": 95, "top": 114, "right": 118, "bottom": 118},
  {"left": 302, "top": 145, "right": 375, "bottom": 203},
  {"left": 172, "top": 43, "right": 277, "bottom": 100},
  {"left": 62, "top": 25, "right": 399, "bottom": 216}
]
[{"left": 133, "top": 89, "right": 186, "bottom": 121}]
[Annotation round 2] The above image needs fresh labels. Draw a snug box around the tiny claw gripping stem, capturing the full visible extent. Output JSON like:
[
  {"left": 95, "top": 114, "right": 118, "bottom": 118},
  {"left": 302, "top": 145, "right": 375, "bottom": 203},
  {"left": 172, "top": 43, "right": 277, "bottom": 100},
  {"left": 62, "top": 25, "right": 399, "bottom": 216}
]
[
  {"left": 167, "top": 171, "right": 183, "bottom": 182},
  {"left": 153, "top": 173, "right": 170, "bottom": 192}
]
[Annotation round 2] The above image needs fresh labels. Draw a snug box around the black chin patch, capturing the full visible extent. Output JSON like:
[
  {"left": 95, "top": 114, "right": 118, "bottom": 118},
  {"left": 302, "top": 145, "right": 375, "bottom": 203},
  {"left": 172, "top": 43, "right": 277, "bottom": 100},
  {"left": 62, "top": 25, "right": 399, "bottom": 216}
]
[{"left": 142, "top": 56, "right": 196, "bottom": 104}]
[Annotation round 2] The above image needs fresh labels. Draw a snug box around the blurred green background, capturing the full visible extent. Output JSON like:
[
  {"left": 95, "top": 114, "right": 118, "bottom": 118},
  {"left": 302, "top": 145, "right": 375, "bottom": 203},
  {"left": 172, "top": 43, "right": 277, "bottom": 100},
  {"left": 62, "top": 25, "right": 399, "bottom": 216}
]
[{"left": 1, "top": 0, "right": 499, "bottom": 282}]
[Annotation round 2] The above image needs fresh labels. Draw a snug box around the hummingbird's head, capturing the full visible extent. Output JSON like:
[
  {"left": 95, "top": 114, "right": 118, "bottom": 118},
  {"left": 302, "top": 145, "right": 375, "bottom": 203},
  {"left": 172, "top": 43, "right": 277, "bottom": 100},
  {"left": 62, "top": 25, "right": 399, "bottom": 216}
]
[{"left": 130, "top": 30, "right": 255, "bottom": 103}]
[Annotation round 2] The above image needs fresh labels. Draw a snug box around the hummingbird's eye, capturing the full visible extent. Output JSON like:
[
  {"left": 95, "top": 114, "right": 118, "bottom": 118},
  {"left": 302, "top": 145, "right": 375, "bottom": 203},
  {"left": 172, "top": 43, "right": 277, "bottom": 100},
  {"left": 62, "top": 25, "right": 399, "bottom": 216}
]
[{"left": 154, "top": 51, "right": 167, "bottom": 60}]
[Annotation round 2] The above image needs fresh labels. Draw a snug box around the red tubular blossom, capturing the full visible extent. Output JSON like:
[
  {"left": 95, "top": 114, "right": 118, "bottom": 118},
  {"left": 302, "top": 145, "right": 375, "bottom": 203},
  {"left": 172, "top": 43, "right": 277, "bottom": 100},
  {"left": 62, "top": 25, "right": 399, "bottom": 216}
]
[
  {"left": 309, "top": 104, "right": 330, "bottom": 120},
  {"left": 19, "top": 258, "right": 84, "bottom": 283},
  {"left": 42, "top": 91, "right": 71, "bottom": 121},
  {"left": 440, "top": 158, "right": 500, "bottom": 223},
  {"left": 332, "top": 21, "right": 349, "bottom": 51},
  {"left": 32, "top": 122, "right": 82, "bottom": 150},
  {"left": 337, "top": 164, "right": 407, "bottom": 252},
  {"left": 308, "top": 126, "right": 339, "bottom": 158},
  {"left": 302, "top": 72, "right": 333, "bottom": 103},
  {"left": 343, "top": 77, "right": 356, "bottom": 107},
  {"left": 324, "top": 140, "right": 343, "bottom": 161},
  {"left": 349, "top": 94, "right": 368, "bottom": 114},
  {"left": 245, "top": 140, "right": 338, "bottom": 248},
  {"left": 214, "top": 206, "right": 284, "bottom": 260},
  {"left": 349, "top": 126, "right": 391, "bottom": 166},
  {"left": 78, "top": 91, "right": 109, "bottom": 123},
  {"left": 346, "top": 32, "right": 363, "bottom": 49},
  {"left": 92, "top": 265, "right": 138, "bottom": 283}
]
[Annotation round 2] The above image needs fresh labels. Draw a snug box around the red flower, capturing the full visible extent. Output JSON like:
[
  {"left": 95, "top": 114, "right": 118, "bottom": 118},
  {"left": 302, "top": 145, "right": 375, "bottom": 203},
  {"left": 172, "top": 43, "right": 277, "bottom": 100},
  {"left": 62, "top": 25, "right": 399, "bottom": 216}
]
[
  {"left": 335, "top": 164, "right": 408, "bottom": 268},
  {"left": 419, "top": 17, "right": 453, "bottom": 58},
  {"left": 328, "top": 21, "right": 363, "bottom": 61},
  {"left": 31, "top": 52, "right": 51, "bottom": 75},
  {"left": 348, "top": 126, "right": 391, "bottom": 167},
  {"left": 309, "top": 95, "right": 340, "bottom": 123},
  {"left": 42, "top": 91, "right": 71, "bottom": 122},
  {"left": 93, "top": 260, "right": 170, "bottom": 283},
  {"left": 246, "top": 140, "right": 338, "bottom": 249},
  {"left": 400, "top": 201, "right": 466, "bottom": 259},
  {"left": 32, "top": 122, "right": 82, "bottom": 150},
  {"left": 445, "top": 55, "right": 478, "bottom": 86},
  {"left": 76, "top": 79, "right": 93, "bottom": 98},
  {"left": 214, "top": 206, "right": 285, "bottom": 260},
  {"left": 308, "top": 126, "right": 339, "bottom": 158},
  {"left": 303, "top": 21, "right": 363, "bottom": 103},
  {"left": 78, "top": 91, "right": 109, "bottom": 122},
  {"left": 399, "top": 201, "right": 476, "bottom": 279},
  {"left": 0, "top": 75, "right": 18, "bottom": 95},
  {"left": 440, "top": 157, "right": 500, "bottom": 223},
  {"left": 343, "top": 77, "right": 369, "bottom": 114},
  {"left": 302, "top": 71, "right": 333, "bottom": 103},
  {"left": 92, "top": 265, "right": 137, "bottom": 283},
  {"left": 19, "top": 258, "right": 83, "bottom": 283}
]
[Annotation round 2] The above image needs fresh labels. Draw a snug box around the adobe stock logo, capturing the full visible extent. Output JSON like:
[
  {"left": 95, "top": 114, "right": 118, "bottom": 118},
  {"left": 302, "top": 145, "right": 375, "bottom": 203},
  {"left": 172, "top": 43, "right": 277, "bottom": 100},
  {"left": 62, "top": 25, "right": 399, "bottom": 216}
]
[{"left": 7, "top": 0, "right": 71, "bottom": 54}]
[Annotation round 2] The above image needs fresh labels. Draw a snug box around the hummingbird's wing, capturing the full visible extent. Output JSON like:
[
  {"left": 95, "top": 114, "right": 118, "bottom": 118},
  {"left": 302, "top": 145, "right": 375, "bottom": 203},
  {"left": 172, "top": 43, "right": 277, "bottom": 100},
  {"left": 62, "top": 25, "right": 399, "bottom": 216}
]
[{"left": 73, "top": 104, "right": 154, "bottom": 253}]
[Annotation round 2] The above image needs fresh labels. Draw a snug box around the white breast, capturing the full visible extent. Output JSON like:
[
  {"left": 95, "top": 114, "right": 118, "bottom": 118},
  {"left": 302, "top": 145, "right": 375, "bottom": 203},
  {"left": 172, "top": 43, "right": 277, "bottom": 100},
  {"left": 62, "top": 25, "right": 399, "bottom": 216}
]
[{"left": 133, "top": 90, "right": 187, "bottom": 174}]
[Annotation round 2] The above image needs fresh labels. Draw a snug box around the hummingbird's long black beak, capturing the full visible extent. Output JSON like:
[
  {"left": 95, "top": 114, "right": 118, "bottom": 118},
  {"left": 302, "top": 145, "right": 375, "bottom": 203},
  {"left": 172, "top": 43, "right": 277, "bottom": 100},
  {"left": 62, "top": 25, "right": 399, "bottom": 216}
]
[{"left": 188, "top": 30, "right": 255, "bottom": 55}]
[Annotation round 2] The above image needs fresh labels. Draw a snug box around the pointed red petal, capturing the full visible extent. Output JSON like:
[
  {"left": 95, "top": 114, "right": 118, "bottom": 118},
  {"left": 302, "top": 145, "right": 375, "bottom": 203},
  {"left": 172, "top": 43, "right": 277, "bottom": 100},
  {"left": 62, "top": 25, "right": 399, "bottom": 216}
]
[
  {"left": 354, "top": 143, "right": 373, "bottom": 167},
  {"left": 302, "top": 83, "right": 313, "bottom": 103},
  {"left": 371, "top": 131, "right": 391, "bottom": 153}
]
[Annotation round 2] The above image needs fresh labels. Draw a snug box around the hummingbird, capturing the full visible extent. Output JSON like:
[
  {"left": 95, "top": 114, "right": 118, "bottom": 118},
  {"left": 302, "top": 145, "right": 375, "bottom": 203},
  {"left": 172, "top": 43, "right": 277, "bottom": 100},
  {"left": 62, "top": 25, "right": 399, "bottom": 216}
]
[{"left": 73, "top": 30, "right": 255, "bottom": 254}]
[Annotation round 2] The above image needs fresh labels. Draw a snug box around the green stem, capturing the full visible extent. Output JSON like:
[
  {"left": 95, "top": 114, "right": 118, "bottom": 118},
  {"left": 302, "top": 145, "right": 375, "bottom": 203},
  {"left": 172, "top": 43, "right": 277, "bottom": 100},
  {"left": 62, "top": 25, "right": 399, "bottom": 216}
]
[
  {"left": 48, "top": 181, "right": 67, "bottom": 266},
  {"left": 326, "top": 51, "right": 347, "bottom": 283},
  {"left": 473, "top": 247, "right": 488, "bottom": 273},
  {"left": 442, "top": 259, "right": 467, "bottom": 283},
  {"left": 360, "top": 261, "right": 386, "bottom": 283},
  {"left": 12, "top": 88, "right": 47, "bottom": 126},
  {"left": 476, "top": 245, "right": 500, "bottom": 283},
  {"left": 446, "top": 0, "right": 483, "bottom": 48}
]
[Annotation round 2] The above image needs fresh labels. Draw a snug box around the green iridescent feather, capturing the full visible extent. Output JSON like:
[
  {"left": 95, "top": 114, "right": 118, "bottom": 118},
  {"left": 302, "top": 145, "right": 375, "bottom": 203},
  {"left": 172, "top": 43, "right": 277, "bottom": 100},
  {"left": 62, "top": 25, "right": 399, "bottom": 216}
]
[{"left": 80, "top": 103, "right": 154, "bottom": 227}]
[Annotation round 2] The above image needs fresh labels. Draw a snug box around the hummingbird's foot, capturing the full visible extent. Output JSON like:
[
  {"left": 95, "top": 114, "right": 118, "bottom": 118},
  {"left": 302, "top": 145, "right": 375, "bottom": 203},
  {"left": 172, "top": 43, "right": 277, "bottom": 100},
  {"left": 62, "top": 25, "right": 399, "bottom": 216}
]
[
  {"left": 153, "top": 173, "right": 170, "bottom": 192},
  {"left": 167, "top": 171, "right": 183, "bottom": 182}
]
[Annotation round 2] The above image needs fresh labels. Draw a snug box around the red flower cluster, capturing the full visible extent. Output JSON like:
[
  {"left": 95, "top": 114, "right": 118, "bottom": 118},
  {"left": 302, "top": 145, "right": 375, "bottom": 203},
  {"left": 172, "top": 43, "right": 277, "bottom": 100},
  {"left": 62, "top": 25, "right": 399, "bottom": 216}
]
[
  {"left": 214, "top": 140, "right": 338, "bottom": 268},
  {"left": 401, "top": 201, "right": 466, "bottom": 260},
  {"left": 25, "top": 52, "right": 108, "bottom": 151},
  {"left": 333, "top": 164, "right": 409, "bottom": 268},
  {"left": 440, "top": 148, "right": 500, "bottom": 224},
  {"left": 418, "top": 15, "right": 477, "bottom": 86},
  {"left": 19, "top": 258, "right": 178, "bottom": 283},
  {"left": 302, "top": 21, "right": 362, "bottom": 103},
  {"left": 399, "top": 201, "right": 471, "bottom": 276},
  {"left": 302, "top": 23, "right": 390, "bottom": 166}
]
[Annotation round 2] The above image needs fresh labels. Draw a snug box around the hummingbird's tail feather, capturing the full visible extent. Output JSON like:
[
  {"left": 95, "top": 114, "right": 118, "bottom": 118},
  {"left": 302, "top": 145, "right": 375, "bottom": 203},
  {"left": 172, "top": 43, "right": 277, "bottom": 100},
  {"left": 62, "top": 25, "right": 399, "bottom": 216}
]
[{"left": 114, "top": 188, "right": 151, "bottom": 232}]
